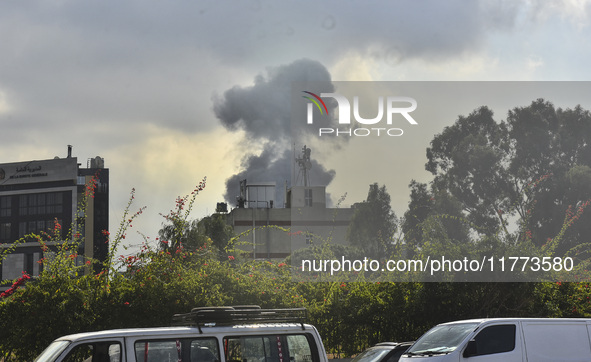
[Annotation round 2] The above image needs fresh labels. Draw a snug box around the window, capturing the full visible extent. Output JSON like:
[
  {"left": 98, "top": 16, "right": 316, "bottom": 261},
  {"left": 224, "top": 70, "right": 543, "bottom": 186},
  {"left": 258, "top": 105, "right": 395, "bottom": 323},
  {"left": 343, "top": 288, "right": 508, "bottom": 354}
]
[
  {"left": 286, "top": 335, "right": 314, "bottom": 362},
  {"left": 46, "top": 192, "right": 64, "bottom": 214},
  {"left": 224, "top": 334, "right": 316, "bottom": 362},
  {"left": 19, "top": 219, "right": 62, "bottom": 238},
  {"left": 25, "top": 193, "right": 44, "bottom": 215},
  {"left": 385, "top": 350, "right": 406, "bottom": 362},
  {"left": 25, "top": 253, "right": 34, "bottom": 275},
  {"left": 0, "top": 223, "right": 11, "bottom": 242},
  {"left": 34, "top": 340, "right": 70, "bottom": 362},
  {"left": 191, "top": 340, "right": 219, "bottom": 362},
  {"left": 19, "top": 195, "right": 28, "bottom": 216},
  {"left": 468, "top": 324, "right": 516, "bottom": 356},
  {"left": 408, "top": 323, "right": 478, "bottom": 354},
  {"left": 304, "top": 189, "right": 313, "bottom": 207},
  {"left": 135, "top": 338, "right": 219, "bottom": 362},
  {"left": 62, "top": 341, "right": 121, "bottom": 362},
  {"left": 18, "top": 192, "right": 64, "bottom": 216},
  {"left": 0, "top": 196, "right": 11, "bottom": 217}
]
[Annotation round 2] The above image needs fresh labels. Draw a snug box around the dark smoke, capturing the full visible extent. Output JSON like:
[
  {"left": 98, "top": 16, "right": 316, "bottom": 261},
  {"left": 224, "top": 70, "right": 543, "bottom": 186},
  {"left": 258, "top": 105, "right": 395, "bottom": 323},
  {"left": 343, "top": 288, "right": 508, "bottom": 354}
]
[{"left": 213, "top": 58, "right": 338, "bottom": 206}]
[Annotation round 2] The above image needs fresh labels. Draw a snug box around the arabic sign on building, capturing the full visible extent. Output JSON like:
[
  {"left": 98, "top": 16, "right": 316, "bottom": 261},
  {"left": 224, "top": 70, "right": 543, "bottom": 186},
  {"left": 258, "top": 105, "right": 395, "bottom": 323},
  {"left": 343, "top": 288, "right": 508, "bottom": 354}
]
[{"left": 0, "top": 158, "right": 78, "bottom": 185}]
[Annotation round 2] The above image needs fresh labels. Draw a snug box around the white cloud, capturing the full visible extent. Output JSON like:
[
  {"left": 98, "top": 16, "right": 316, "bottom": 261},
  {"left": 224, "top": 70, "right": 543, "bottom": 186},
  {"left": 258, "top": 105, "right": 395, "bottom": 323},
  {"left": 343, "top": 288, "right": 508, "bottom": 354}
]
[
  {"left": 527, "top": 0, "right": 591, "bottom": 29},
  {"left": 332, "top": 53, "right": 378, "bottom": 81},
  {"left": 526, "top": 55, "right": 545, "bottom": 72},
  {"left": 0, "top": 89, "right": 11, "bottom": 114}
]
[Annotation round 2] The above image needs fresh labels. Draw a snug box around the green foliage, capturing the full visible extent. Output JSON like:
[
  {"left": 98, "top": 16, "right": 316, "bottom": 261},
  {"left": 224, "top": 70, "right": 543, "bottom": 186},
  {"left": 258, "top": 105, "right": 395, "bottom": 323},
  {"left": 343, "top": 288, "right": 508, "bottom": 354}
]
[
  {"left": 0, "top": 179, "right": 300, "bottom": 361},
  {"left": 196, "top": 213, "right": 236, "bottom": 255},
  {"left": 347, "top": 183, "right": 397, "bottom": 258},
  {"left": 2, "top": 121, "right": 591, "bottom": 362},
  {"left": 157, "top": 177, "right": 236, "bottom": 260},
  {"left": 158, "top": 178, "right": 207, "bottom": 252},
  {"left": 403, "top": 181, "right": 470, "bottom": 250},
  {"left": 426, "top": 106, "right": 512, "bottom": 235},
  {"left": 426, "top": 100, "right": 591, "bottom": 253}
]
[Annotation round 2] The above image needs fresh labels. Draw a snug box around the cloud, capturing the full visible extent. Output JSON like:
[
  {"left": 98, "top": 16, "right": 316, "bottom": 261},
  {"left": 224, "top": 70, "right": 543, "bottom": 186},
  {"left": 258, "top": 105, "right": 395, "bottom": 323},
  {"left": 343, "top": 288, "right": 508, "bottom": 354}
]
[
  {"left": 0, "top": 89, "right": 10, "bottom": 115},
  {"left": 0, "top": 1, "right": 562, "bottom": 142},
  {"left": 527, "top": 0, "right": 591, "bottom": 29},
  {"left": 1, "top": 0, "right": 590, "bottom": 252}
]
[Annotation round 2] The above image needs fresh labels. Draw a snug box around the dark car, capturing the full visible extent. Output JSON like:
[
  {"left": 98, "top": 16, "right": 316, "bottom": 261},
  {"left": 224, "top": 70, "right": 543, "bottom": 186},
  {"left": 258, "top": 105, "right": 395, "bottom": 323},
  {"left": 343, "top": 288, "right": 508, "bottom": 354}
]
[{"left": 352, "top": 342, "right": 414, "bottom": 362}]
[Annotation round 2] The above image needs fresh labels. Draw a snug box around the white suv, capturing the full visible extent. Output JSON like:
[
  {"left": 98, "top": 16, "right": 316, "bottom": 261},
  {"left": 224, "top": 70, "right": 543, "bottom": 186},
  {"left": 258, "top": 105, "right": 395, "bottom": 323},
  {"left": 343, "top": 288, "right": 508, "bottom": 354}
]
[{"left": 34, "top": 306, "right": 328, "bottom": 362}]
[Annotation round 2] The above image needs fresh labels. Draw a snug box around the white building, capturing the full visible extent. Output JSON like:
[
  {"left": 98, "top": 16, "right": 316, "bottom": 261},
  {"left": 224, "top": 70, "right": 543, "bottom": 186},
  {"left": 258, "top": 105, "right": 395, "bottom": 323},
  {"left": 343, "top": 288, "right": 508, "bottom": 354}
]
[{"left": 226, "top": 183, "right": 355, "bottom": 259}]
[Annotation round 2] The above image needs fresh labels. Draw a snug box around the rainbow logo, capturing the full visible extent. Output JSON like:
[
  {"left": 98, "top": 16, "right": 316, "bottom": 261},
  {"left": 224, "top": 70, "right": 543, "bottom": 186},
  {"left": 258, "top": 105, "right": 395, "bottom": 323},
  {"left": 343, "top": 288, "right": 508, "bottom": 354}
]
[{"left": 302, "top": 91, "right": 328, "bottom": 115}]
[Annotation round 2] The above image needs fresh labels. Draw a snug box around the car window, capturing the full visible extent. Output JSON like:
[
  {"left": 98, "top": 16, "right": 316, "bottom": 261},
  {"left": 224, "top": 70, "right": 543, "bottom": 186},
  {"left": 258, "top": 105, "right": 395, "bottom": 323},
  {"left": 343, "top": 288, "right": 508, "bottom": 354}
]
[
  {"left": 224, "top": 334, "right": 317, "bottom": 362},
  {"left": 286, "top": 335, "right": 314, "bottom": 362},
  {"left": 34, "top": 340, "right": 70, "bottom": 362},
  {"left": 62, "top": 341, "right": 121, "bottom": 362},
  {"left": 408, "top": 323, "right": 477, "bottom": 354},
  {"left": 352, "top": 348, "right": 392, "bottom": 362},
  {"left": 352, "top": 346, "right": 408, "bottom": 362},
  {"left": 385, "top": 349, "right": 406, "bottom": 362},
  {"left": 135, "top": 337, "right": 219, "bottom": 362},
  {"left": 471, "top": 324, "right": 516, "bottom": 356}
]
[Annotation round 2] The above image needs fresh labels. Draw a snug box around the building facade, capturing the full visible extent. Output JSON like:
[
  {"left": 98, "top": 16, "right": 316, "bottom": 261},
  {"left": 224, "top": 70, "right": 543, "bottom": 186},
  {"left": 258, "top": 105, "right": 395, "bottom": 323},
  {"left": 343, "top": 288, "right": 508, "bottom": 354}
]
[
  {"left": 0, "top": 149, "right": 108, "bottom": 286},
  {"left": 226, "top": 183, "right": 355, "bottom": 259}
]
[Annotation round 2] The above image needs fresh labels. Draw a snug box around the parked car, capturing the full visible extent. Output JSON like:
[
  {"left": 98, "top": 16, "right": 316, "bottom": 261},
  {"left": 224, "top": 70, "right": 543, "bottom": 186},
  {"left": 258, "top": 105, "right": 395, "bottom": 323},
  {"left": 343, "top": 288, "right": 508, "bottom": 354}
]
[
  {"left": 34, "top": 306, "right": 328, "bottom": 362},
  {"left": 352, "top": 342, "right": 414, "bottom": 362},
  {"left": 399, "top": 318, "right": 591, "bottom": 361}
]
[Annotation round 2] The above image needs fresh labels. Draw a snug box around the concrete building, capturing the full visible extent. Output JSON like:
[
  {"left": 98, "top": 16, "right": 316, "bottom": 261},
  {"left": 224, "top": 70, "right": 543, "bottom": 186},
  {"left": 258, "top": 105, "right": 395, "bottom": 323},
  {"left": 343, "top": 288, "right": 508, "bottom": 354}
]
[
  {"left": 0, "top": 147, "right": 108, "bottom": 287},
  {"left": 226, "top": 183, "right": 355, "bottom": 260},
  {"left": 225, "top": 146, "right": 357, "bottom": 259}
]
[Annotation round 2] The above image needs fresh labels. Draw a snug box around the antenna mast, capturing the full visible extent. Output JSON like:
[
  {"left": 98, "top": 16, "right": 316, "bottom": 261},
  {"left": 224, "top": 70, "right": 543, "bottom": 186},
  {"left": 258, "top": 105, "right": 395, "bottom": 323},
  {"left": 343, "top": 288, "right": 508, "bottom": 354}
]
[{"left": 295, "top": 145, "right": 312, "bottom": 186}]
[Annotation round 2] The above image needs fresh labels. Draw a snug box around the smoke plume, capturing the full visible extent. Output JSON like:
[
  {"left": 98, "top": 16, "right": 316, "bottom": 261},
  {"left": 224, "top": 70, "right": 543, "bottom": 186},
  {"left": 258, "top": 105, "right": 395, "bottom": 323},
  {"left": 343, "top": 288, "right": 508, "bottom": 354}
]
[{"left": 213, "top": 58, "right": 338, "bottom": 206}]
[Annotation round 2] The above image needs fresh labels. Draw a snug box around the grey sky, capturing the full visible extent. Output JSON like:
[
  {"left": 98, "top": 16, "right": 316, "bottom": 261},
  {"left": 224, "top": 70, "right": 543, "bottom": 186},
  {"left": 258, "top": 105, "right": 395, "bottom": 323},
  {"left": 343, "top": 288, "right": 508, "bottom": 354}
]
[{"left": 1, "top": 0, "right": 591, "bottom": 252}]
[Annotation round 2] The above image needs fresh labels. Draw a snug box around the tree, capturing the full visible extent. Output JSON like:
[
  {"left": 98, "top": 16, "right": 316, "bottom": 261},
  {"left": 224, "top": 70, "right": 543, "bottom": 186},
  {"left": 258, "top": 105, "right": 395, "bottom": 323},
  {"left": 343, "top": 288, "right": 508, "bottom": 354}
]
[
  {"left": 158, "top": 218, "right": 200, "bottom": 251},
  {"left": 195, "top": 213, "right": 235, "bottom": 257},
  {"left": 424, "top": 100, "right": 591, "bottom": 254},
  {"left": 158, "top": 213, "right": 235, "bottom": 259},
  {"left": 156, "top": 178, "right": 207, "bottom": 252},
  {"left": 506, "top": 100, "right": 591, "bottom": 252},
  {"left": 346, "top": 183, "right": 397, "bottom": 258},
  {"left": 426, "top": 106, "right": 513, "bottom": 235},
  {"left": 402, "top": 180, "right": 469, "bottom": 249}
]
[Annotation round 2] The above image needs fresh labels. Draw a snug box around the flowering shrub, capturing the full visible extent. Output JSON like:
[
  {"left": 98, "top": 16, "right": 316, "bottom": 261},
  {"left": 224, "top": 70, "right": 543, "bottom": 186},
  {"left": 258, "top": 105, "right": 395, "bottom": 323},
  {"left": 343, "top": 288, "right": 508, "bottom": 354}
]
[
  {"left": 0, "top": 178, "right": 302, "bottom": 360},
  {"left": 0, "top": 272, "right": 30, "bottom": 299},
  {"left": 1, "top": 176, "right": 591, "bottom": 360}
]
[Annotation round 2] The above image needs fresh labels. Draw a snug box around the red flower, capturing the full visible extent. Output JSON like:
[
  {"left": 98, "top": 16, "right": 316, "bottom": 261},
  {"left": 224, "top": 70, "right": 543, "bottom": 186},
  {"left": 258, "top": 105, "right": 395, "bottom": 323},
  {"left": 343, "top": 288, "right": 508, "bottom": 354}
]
[{"left": 0, "top": 272, "right": 31, "bottom": 298}]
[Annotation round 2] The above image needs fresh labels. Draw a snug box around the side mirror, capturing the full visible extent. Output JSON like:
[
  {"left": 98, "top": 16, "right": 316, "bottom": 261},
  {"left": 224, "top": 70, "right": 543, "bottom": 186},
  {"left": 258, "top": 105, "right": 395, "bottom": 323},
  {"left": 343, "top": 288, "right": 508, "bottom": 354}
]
[{"left": 463, "top": 340, "right": 477, "bottom": 358}]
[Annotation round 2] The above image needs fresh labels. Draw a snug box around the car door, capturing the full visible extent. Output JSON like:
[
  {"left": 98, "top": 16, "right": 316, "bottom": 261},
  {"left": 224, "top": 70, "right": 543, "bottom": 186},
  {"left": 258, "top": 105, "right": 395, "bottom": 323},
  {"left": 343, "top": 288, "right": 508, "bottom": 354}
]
[
  {"left": 459, "top": 323, "right": 523, "bottom": 362},
  {"left": 58, "top": 338, "right": 125, "bottom": 362}
]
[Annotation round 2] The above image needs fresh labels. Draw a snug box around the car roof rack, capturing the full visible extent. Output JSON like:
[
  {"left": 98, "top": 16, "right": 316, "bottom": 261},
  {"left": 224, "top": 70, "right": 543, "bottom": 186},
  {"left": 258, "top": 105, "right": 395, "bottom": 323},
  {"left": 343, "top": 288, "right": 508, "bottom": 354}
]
[{"left": 171, "top": 305, "right": 308, "bottom": 333}]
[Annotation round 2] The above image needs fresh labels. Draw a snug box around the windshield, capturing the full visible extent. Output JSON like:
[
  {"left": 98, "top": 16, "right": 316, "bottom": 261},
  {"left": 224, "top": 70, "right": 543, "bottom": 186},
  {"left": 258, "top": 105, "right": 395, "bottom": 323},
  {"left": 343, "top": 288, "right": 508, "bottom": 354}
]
[
  {"left": 406, "top": 323, "right": 477, "bottom": 355},
  {"left": 352, "top": 347, "right": 393, "bottom": 362},
  {"left": 34, "top": 340, "right": 70, "bottom": 362}
]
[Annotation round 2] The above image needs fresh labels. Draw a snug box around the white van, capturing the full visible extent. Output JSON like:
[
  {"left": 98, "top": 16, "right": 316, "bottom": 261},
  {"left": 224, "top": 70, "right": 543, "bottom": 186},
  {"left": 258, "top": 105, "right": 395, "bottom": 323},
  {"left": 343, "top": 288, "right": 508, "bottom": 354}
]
[
  {"left": 34, "top": 306, "right": 328, "bottom": 362},
  {"left": 399, "top": 318, "right": 591, "bottom": 362}
]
